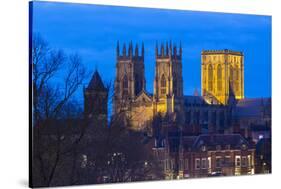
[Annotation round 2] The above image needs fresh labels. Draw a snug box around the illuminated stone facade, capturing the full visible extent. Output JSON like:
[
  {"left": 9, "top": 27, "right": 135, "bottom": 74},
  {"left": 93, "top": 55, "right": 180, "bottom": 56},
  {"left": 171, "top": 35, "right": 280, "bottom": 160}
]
[
  {"left": 114, "top": 41, "right": 184, "bottom": 130},
  {"left": 201, "top": 50, "right": 244, "bottom": 105}
]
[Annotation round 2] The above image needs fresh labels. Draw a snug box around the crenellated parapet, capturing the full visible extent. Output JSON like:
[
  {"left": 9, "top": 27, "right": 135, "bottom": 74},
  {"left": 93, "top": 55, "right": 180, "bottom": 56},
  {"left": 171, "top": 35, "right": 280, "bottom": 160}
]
[{"left": 202, "top": 49, "right": 243, "bottom": 56}]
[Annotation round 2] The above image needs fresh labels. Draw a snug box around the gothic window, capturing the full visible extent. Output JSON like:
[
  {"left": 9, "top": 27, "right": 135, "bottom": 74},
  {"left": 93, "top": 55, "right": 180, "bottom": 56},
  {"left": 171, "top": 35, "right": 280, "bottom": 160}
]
[
  {"left": 134, "top": 74, "right": 142, "bottom": 96},
  {"left": 217, "top": 64, "right": 222, "bottom": 92},
  {"left": 230, "top": 65, "right": 234, "bottom": 81},
  {"left": 230, "top": 65, "right": 235, "bottom": 92},
  {"left": 235, "top": 66, "right": 240, "bottom": 92},
  {"left": 160, "top": 74, "right": 166, "bottom": 95},
  {"left": 235, "top": 65, "right": 239, "bottom": 81},
  {"left": 173, "top": 78, "right": 177, "bottom": 96},
  {"left": 123, "top": 75, "right": 128, "bottom": 96},
  {"left": 208, "top": 65, "right": 213, "bottom": 91}
]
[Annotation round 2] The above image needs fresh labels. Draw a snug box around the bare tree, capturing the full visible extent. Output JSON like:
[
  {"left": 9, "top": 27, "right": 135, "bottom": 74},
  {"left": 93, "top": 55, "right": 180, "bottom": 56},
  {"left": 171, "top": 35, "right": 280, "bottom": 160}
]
[{"left": 31, "top": 34, "right": 88, "bottom": 187}]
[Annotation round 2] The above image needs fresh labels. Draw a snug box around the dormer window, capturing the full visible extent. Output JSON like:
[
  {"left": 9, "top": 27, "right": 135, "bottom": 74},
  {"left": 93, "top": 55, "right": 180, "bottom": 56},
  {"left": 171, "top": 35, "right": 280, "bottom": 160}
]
[
  {"left": 241, "top": 144, "right": 247, "bottom": 150},
  {"left": 201, "top": 145, "right": 206, "bottom": 152}
]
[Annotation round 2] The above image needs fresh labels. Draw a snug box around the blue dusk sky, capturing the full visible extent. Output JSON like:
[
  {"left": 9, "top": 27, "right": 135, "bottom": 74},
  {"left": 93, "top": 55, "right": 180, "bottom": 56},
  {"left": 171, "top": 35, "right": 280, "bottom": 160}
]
[{"left": 31, "top": 1, "right": 272, "bottom": 102}]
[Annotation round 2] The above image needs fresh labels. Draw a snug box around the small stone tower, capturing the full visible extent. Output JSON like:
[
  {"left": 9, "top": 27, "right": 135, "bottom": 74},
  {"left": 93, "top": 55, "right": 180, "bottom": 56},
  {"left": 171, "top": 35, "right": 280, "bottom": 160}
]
[
  {"left": 84, "top": 70, "right": 108, "bottom": 126},
  {"left": 114, "top": 41, "right": 145, "bottom": 113},
  {"left": 201, "top": 49, "right": 244, "bottom": 105},
  {"left": 153, "top": 41, "right": 184, "bottom": 115}
]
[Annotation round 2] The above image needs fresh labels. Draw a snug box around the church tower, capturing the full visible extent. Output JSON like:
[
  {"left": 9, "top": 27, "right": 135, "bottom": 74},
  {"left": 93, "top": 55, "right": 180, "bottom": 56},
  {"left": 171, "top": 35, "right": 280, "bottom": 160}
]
[
  {"left": 153, "top": 41, "right": 183, "bottom": 114},
  {"left": 84, "top": 70, "right": 108, "bottom": 126},
  {"left": 201, "top": 49, "right": 244, "bottom": 105},
  {"left": 114, "top": 41, "right": 145, "bottom": 114}
]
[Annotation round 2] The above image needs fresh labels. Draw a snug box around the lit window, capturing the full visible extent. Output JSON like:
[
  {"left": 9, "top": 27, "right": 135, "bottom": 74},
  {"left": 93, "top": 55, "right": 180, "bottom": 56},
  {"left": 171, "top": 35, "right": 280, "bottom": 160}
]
[
  {"left": 208, "top": 157, "right": 211, "bottom": 169},
  {"left": 230, "top": 65, "right": 234, "bottom": 81},
  {"left": 235, "top": 155, "right": 241, "bottom": 167},
  {"left": 81, "top": 154, "right": 87, "bottom": 168},
  {"left": 195, "top": 158, "right": 201, "bottom": 170},
  {"left": 208, "top": 65, "right": 213, "bottom": 91},
  {"left": 217, "top": 64, "right": 222, "bottom": 92},
  {"left": 248, "top": 155, "right": 251, "bottom": 167}
]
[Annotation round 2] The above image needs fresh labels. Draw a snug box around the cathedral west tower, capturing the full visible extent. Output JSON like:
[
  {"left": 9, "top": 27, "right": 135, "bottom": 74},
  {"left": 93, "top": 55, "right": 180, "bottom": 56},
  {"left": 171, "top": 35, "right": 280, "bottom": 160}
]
[
  {"left": 114, "top": 41, "right": 145, "bottom": 114},
  {"left": 153, "top": 42, "right": 184, "bottom": 114}
]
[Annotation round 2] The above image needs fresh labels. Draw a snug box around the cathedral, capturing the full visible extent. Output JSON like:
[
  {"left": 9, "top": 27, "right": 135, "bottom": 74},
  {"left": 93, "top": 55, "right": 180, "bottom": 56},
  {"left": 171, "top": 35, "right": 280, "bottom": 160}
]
[
  {"left": 111, "top": 41, "right": 250, "bottom": 132},
  {"left": 84, "top": 41, "right": 271, "bottom": 135},
  {"left": 83, "top": 41, "right": 271, "bottom": 178}
]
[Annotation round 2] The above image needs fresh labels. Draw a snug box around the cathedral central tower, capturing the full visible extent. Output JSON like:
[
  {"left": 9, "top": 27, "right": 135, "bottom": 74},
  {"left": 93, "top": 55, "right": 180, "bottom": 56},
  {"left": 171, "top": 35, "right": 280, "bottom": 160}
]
[{"left": 201, "top": 49, "right": 244, "bottom": 105}]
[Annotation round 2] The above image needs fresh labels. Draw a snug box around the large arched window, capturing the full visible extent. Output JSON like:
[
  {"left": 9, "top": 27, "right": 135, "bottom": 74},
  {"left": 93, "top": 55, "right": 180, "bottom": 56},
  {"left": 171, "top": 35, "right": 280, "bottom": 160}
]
[
  {"left": 173, "top": 78, "right": 177, "bottom": 96},
  {"left": 217, "top": 64, "right": 222, "bottom": 92},
  {"left": 160, "top": 74, "right": 166, "bottom": 95},
  {"left": 123, "top": 75, "right": 128, "bottom": 96},
  {"left": 235, "top": 65, "right": 240, "bottom": 92},
  {"left": 134, "top": 74, "right": 142, "bottom": 96},
  {"left": 230, "top": 65, "right": 234, "bottom": 81},
  {"left": 208, "top": 65, "right": 213, "bottom": 91},
  {"left": 229, "top": 65, "right": 235, "bottom": 93}
]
